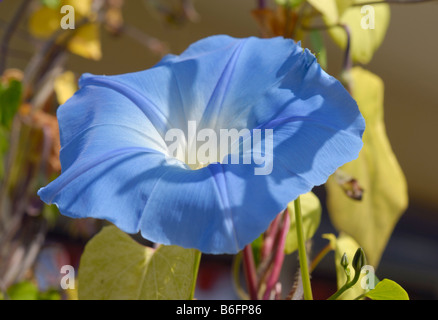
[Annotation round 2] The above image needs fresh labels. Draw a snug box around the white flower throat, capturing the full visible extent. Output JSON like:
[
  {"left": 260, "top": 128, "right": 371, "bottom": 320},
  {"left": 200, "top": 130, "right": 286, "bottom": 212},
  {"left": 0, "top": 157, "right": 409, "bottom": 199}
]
[{"left": 165, "top": 121, "right": 274, "bottom": 176}]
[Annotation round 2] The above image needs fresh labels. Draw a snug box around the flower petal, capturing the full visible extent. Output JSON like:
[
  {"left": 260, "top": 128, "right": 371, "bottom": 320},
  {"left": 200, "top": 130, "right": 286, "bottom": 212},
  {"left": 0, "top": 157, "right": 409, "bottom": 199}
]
[
  {"left": 38, "top": 35, "right": 365, "bottom": 254},
  {"left": 94, "top": 36, "right": 306, "bottom": 132}
]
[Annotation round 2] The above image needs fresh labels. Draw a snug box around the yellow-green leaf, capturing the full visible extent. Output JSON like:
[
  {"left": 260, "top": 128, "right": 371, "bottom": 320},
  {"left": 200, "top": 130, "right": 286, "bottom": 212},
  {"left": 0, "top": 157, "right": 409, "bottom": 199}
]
[
  {"left": 67, "top": 24, "right": 102, "bottom": 60},
  {"left": 322, "top": 233, "right": 337, "bottom": 250},
  {"left": 54, "top": 71, "right": 78, "bottom": 105},
  {"left": 364, "top": 279, "right": 409, "bottom": 300},
  {"left": 336, "top": 0, "right": 355, "bottom": 18},
  {"left": 326, "top": 67, "right": 408, "bottom": 267},
  {"left": 308, "top": 0, "right": 339, "bottom": 25},
  {"left": 28, "top": 6, "right": 60, "bottom": 39},
  {"left": 285, "top": 192, "right": 322, "bottom": 254},
  {"left": 307, "top": 0, "right": 354, "bottom": 25},
  {"left": 327, "top": 0, "right": 390, "bottom": 64},
  {"left": 78, "top": 226, "right": 201, "bottom": 300}
]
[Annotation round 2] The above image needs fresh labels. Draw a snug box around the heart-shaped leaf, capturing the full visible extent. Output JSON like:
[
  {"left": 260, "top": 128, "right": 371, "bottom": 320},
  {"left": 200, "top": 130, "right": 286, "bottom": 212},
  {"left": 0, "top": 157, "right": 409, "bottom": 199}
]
[
  {"left": 327, "top": 0, "right": 390, "bottom": 64},
  {"left": 326, "top": 67, "right": 408, "bottom": 267},
  {"left": 78, "top": 225, "right": 201, "bottom": 300},
  {"left": 364, "top": 279, "right": 409, "bottom": 300}
]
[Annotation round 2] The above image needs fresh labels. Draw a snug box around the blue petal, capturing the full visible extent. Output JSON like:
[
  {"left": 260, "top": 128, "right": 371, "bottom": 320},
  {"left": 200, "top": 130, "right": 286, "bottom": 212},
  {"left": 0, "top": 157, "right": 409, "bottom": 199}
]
[{"left": 38, "top": 35, "right": 365, "bottom": 254}]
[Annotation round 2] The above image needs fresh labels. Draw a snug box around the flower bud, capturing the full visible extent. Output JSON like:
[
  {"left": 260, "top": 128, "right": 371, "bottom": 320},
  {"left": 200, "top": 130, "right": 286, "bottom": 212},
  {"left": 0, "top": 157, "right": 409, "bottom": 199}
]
[
  {"left": 352, "top": 248, "right": 366, "bottom": 273},
  {"left": 340, "top": 253, "right": 349, "bottom": 269}
]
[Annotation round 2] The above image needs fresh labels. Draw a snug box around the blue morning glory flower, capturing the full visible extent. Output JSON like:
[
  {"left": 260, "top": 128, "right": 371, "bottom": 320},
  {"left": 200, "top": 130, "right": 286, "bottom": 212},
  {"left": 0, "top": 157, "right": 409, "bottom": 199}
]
[{"left": 38, "top": 35, "right": 365, "bottom": 254}]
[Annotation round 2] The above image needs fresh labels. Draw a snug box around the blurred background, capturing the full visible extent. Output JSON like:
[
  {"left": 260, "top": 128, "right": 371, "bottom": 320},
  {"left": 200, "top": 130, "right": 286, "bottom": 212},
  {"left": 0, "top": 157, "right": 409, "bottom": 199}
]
[{"left": 0, "top": 0, "right": 437, "bottom": 300}]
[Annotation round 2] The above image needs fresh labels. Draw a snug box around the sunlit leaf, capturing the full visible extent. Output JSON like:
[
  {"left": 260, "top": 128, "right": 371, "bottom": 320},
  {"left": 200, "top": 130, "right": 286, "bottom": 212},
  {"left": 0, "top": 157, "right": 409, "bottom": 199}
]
[
  {"left": 285, "top": 192, "right": 322, "bottom": 254},
  {"left": 327, "top": 0, "right": 390, "bottom": 64},
  {"left": 29, "top": 4, "right": 100, "bottom": 60},
  {"left": 307, "top": 0, "right": 339, "bottom": 24},
  {"left": 28, "top": 6, "right": 60, "bottom": 39},
  {"left": 326, "top": 67, "right": 408, "bottom": 267},
  {"left": 364, "top": 279, "right": 409, "bottom": 300},
  {"left": 336, "top": 0, "right": 355, "bottom": 17},
  {"left": 78, "top": 225, "right": 201, "bottom": 300},
  {"left": 322, "top": 233, "right": 337, "bottom": 250},
  {"left": 54, "top": 71, "right": 78, "bottom": 105},
  {"left": 67, "top": 24, "right": 102, "bottom": 60}
]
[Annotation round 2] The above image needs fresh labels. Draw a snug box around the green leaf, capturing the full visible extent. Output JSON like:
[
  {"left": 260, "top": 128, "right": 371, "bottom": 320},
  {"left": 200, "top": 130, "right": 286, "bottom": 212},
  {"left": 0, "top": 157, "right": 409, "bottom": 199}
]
[
  {"left": 37, "top": 289, "right": 62, "bottom": 300},
  {"left": 326, "top": 67, "right": 408, "bottom": 267},
  {"left": 251, "top": 233, "right": 264, "bottom": 265},
  {"left": 6, "top": 281, "right": 61, "bottom": 300},
  {"left": 78, "top": 225, "right": 201, "bottom": 300},
  {"left": 285, "top": 192, "right": 322, "bottom": 254},
  {"left": 41, "top": 0, "right": 61, "bottom": 9},
  {"left": 309, "top": 30, "right": 328, "bottom": 70},
  {"left": 327, "top": 0, "right": 390, "bottom": 64},
  {"left": 0, "top": 79, "right": 22, "bottom": 128},
  {"left": 0, "top": 126, "right": 9, "bottom": 179},
  {"left": 364, "top": 279, "right": 409, "bottom": 300},
  {"left": 7, "top": 281, "right": 39, "bottom": 300}
]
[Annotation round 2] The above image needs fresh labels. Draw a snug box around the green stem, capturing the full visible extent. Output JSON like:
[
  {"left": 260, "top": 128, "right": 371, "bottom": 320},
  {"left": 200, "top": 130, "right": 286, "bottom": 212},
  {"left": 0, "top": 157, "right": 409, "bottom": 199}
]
[
  {"left": 327, "top": 267, "right": 361, "bottom": 300},
  {"left": 232, "top": 252, "right": 250, "bottom": 300},
  {"left": 293, "top": 196, "right": 313, "bottom": 300},
  {"left": 327, "top": 282, "right": 350, "bottom": 300},
  {"left": 189, "top": 250, "right": 202, "bottom": 300},
  {"left": 0, "top": 0, "right": 32, "bottom": 74}
]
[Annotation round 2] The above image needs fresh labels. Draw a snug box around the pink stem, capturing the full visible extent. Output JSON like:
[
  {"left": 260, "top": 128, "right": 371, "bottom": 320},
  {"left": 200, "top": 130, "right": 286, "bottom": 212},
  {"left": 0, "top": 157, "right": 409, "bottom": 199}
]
[
  {"left": 243, "top": 244, "right": 259, "bottom": 300},
  {"left": 262, "top": 211, "right": 291, "bottom": 300},
  {"left": 261, "top": 213, "right": 282, "bottom": 261}
]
